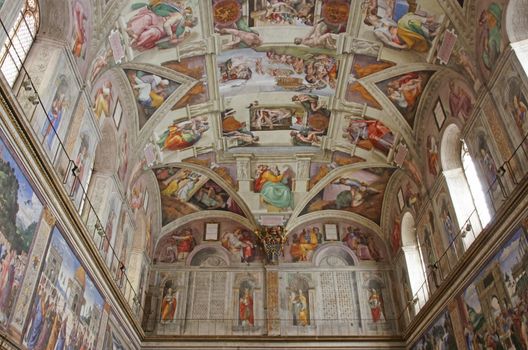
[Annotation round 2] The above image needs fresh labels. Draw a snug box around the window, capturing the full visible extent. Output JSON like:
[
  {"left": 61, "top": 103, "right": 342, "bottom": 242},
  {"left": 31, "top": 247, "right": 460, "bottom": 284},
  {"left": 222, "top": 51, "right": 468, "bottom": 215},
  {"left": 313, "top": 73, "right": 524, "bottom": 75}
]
[
  {"left": 441, "top": 124, "right": 490, "bottom": 253},
  {"left": 401, "top": 212, "right": 428, "bottom": 312},
  {"left": 0, "top": 0, "right": 39, "bottom": 86},
  {"left": 461, "top": 140, "right": 492, "bottom": 227}
]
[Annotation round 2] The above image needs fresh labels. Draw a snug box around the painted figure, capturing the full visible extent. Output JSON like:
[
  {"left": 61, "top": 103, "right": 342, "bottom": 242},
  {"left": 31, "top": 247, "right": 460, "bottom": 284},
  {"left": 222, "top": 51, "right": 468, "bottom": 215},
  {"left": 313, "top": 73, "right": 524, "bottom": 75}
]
[
  {"left": 343, "top": 118, "right": 394, "bottom": 154},
  {"left": 157, "top": 117, "right": 209, "bottom": 151},
  {"left": 171, "top": 229, "right": 195, "bottom": 261},
  {"left": 254, "top": 165, "right": 293, "bottom": 209},
  {"left": 427, "top": 135, "right": 440, "bottom": 177},
  {"left": 289, "top": 227, "right": 319, "bottom": 262},
  {"left": 42, "top": 91, "right": 67, "bottom": 149},
  {"left": 334, "top": 178, "right": 380, "bottom": 209},
  {"left": 72, "top": 1, "right": 88, "bottom": 58},
  {"left": 160, "top": 288, "right": 177, "bottom": 323},
  {"left": 290, "top": 289, "right": 309, "bottom": 326},
  {"left": 386, "top": 73, "right": 424, "bottom": 111},
  {"left": 93, "top": 81, "right": 113, "bottom": 119},
  {"left": 448, "top": 81, "right": 473, "bottom": 120},
  {"left": 479, "top": 3, "right": 502, "bottom": 72},
  {"left": 133, "top": 73, "right": 170, "bottom": 110},
  {"left": 367, "top": 10, "right": 440, "bottom": 53},
  {"left": 239, "top": 287, "right": 254, "bottom": 327},
  {"left": 221, "top": 229, "right": 255, "bottom": 263},
  {"left": 369, "top": 288, "right": 384, "bottom": 322},
  {"left": 294, "top": 19, "right": 337, "bottom": 50},
  {"left": 126, "top": 1, "right": 198, "bottom": 51},
  {"left": 342, "top": 226, "right": 382, "bottom": 261},
  {"left": 71, "top": 136, "right": 89, "bottom": 199}
]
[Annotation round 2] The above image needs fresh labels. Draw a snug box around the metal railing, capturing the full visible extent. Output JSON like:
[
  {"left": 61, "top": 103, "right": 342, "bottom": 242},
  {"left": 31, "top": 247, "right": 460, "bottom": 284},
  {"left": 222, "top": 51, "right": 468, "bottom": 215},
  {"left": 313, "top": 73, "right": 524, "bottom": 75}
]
[
  {"left": 0, "top": 15, "right": 145, "bottom": 319},
  {"left": 397, "top": 128, "right": 528, "bottom": 325},
  {"left": 149, "top": 317, "right": 399, "bottom": 336}
]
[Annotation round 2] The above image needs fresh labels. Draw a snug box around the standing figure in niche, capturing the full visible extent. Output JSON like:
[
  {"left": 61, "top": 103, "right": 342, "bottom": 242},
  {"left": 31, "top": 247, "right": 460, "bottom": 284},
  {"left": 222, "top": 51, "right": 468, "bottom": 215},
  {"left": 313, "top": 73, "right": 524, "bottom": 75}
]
[
  {"left": 71, "top": 137, "right": 89, "bottom": 199},
  {"left": 478, "top": 137, "right": 497, "bottom": 187},
  {"left": 511, "top": 94, "right": 528, "bottom": 138},
  {"left": 72, "top": 1, "right": 87, "bottom": 58},
  {"left": 426, "top": 135, "right": 439, "bottom": 177},
  {"left": 239, "top": 287, "right": 254, "bottom": 327},
  {"left": 93, "top": 81, "right": 113, "bottom": 119},
  {"left": 103, "top": 209, "right": 116, "bottom": 254},
  {"left": 442, "top": 206, "right": 456, "bottom": 246},
  {"left": 160, "top": 288, "right": 177, "bottom": 323},
  {"left": 290, "top": 289, "right": 309, "bottom": 326},
  {"left": 368, "top": 288, "right": 384, "bottom": 322},
  {"left": 479, "top": 3, "right": 502, "bottom": 72},
  {"left": 42, "top": 93, "right": 67, "bottom": 149},
  {"left": 297, "top": 290, "right": 309, "bottom": 326},
  {"left": 118, "top": 132, "right": 129, "bottom": 181}
]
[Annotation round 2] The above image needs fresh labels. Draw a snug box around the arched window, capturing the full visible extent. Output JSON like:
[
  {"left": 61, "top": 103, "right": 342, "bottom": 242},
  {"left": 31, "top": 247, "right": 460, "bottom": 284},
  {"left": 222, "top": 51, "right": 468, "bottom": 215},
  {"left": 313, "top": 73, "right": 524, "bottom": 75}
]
[
  {"left": 441, "top": 124, "right": 490, "bottom": 251},
  {"left": 401, "top": 212, "right": 428, "bottom": 312},
  {"left": 461, "top": 140, "right": 492, "bottom": 228},
  {"left": 0, "top": 0, "right": 39, "bottom": 86}
]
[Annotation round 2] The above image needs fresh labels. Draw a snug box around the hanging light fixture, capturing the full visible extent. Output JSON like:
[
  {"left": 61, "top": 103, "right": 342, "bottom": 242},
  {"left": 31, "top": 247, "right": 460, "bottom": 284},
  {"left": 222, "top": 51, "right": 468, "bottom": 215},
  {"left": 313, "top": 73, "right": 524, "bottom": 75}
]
[{"left": 253, "top": 226, "right": 288, "bottom": 264}]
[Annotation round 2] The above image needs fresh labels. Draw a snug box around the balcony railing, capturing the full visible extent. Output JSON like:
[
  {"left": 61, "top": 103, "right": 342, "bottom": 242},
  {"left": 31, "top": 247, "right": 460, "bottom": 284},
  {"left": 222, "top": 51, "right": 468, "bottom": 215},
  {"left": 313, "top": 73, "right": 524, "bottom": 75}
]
[
  {"left": 148, "top": 317, "right": 399, "bottom": 336},
  {"left": 397, "top": 129, "right": 528, "bottom": 325}
]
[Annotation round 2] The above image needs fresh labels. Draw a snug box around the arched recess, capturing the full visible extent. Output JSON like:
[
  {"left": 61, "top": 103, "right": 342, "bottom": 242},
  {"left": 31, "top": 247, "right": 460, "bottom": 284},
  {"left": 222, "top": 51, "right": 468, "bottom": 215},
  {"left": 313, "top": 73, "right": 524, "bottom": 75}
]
[
  {"left": 313, "top": 243, "right": 358, "bottom": 267},
  {"left": 440, "top": 123, "right": 474, "bottom": 230},
  {"left": 400, "top": 211, "right": 428, "bottom": 311},
  {"left": 188, "top": 244, "right": 230, "bottom": 267}
]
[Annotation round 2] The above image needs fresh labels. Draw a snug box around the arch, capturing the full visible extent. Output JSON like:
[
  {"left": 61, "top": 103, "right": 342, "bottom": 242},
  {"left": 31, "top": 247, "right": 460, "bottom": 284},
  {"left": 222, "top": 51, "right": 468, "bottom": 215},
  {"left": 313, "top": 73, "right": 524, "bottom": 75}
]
[
  {"left": 188, "top": 244, "right": 230, "bottom": 267},
  {"left": 313, "top": 243, "right": 358, "bottom": 267},
  {"left": 401, "top": 211, "right": 417, "bottom": 247},
  {"left": 400, "top": 211, "right": 428, "bottom": 308},
  {"left": 440, "top": 123, "right": 462, "bottom": 172}
]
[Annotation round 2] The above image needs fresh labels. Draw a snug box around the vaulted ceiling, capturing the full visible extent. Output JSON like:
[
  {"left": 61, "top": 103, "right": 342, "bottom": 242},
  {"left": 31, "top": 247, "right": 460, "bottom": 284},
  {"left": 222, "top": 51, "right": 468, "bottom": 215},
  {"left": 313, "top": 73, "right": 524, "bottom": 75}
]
[{"left": 60, "top": 0, "right": 499, "bottom": 257}]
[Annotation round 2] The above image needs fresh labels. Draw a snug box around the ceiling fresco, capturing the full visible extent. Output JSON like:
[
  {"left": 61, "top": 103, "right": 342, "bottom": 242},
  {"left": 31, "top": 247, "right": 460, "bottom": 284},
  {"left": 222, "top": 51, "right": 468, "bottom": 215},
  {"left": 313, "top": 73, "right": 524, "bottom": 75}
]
[{"left": 79, "top": 0, "right": 503, "bottom": 256}]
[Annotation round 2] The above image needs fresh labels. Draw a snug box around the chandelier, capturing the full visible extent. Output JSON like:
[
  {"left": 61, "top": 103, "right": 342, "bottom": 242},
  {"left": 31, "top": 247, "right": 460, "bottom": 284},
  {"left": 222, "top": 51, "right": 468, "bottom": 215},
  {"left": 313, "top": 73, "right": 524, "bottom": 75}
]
[{"left": 253, "top": 226, "right": 288, "bottom": 264}]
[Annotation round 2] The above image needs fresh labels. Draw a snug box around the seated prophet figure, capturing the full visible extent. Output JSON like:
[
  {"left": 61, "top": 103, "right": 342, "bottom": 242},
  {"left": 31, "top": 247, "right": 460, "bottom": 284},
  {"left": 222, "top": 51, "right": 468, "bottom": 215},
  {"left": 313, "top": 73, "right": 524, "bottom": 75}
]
[{"left": 254, "top": 165, "right": 293, "bottom": 209}]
